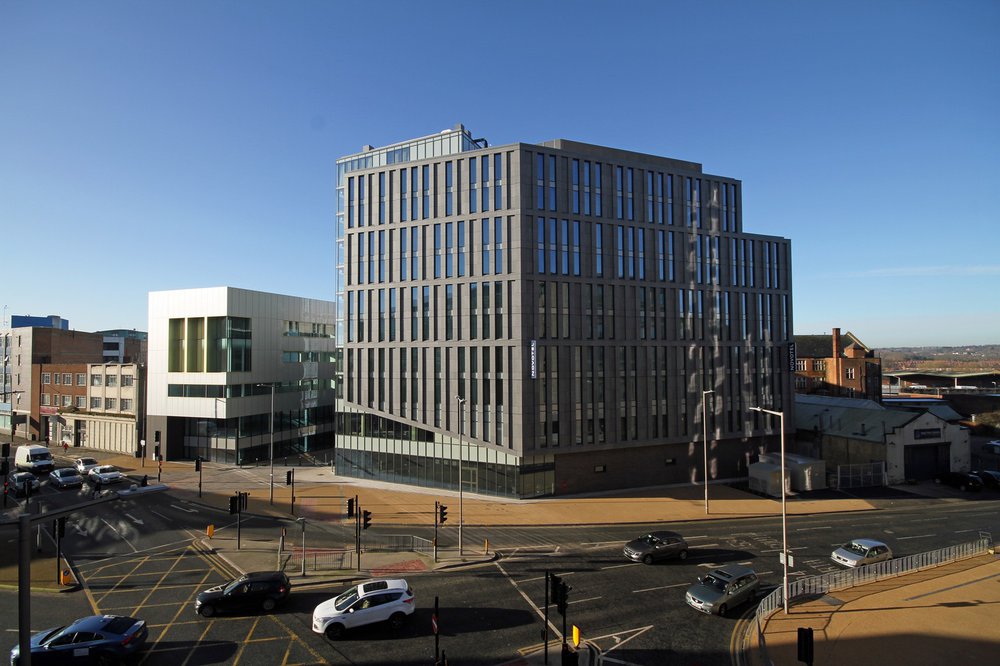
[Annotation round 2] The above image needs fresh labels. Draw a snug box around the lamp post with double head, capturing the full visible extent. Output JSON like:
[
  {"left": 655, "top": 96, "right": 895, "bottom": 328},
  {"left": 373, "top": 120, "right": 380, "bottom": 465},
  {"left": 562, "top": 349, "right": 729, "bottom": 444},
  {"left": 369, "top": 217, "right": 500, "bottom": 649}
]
[
  {"left": 702, "top": 390, "right": 714, "bottom": 514},
  {"left": 750, "top": 405, "right": 789, "bottom": 614},
  {"left": 456, "top": 395, "right": 466, "bottom": 556},
  {"left": 256, "top": 383, "right": 275, "bottom": 505}
]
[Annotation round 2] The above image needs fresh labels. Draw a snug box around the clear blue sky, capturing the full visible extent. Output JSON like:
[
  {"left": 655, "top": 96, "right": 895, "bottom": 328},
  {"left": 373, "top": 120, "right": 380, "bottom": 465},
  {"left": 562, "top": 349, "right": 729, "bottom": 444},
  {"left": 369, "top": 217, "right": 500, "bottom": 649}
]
[{"left": 2, "top": 1, "right": 997, "bottom": 347}]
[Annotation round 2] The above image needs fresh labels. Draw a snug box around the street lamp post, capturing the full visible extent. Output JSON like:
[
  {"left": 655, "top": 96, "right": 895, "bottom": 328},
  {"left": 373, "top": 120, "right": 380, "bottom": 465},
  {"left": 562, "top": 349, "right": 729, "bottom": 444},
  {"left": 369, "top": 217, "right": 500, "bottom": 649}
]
[
  {"left": 456, "top": 395, "right": 466, "bottom": 556},
  {"left": 257, "top": 383, "right": 276, "bottom": 505},
  {"left": 702, "top": 390, "right": 714, "bottom": 514},
  {"left": 750, "top": 405, "right": 789, "bottom": 615}
]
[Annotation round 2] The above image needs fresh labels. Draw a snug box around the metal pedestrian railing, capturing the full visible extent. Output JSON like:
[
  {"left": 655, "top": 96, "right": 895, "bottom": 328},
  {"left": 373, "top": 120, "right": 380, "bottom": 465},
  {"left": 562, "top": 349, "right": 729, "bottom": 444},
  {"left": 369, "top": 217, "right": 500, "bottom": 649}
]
[
  {"left": 363, "top": 534, "right": 434, "bottom": 556},
  {"left": 286, "top": 547, "right": 354, "bottom": 571},
  {"left": 744, "top": 534, "right": 993, "bottom": 665}
]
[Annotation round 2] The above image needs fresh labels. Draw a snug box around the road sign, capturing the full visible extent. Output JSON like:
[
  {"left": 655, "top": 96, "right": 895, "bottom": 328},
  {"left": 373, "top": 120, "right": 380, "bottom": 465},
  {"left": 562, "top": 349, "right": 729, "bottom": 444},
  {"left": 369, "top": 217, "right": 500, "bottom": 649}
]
[{"left": 779, "top": 551, "right": 795, "bottom": 567}]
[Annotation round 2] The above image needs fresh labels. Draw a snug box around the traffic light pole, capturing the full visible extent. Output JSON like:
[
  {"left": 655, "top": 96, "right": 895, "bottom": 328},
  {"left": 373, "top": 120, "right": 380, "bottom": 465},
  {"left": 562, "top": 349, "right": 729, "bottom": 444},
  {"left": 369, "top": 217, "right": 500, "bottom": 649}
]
[
  {"left": 356, "top": 498, "right": 362, "bottom": 572},
  {"left": 544, "top": 571, "right": 550, "bottom": 665},
  {"left": 433, "top": 501, "right": 439, "bottom": 563}
]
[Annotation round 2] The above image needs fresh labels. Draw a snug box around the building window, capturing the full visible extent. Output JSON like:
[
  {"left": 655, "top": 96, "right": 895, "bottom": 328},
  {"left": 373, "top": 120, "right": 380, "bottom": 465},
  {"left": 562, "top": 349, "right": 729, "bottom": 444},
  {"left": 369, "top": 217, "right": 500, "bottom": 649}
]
[
  {"left": 122, "top": 374, "right": 134, "bottom": 387},
  {"left": 812, "top": 360, "right": 826, "bottom": 371},
  {"left": 76, "top": 396, "right": 86, "bottom": 408},
  {"left": 846, "top": 368, "right": 856, "bottom": 380},
  {"left": 42, "top": 373, "right": 51, "bottom": 384},
  {"left": 105, "top": 398, "right": 117, "bottom": 410},
  {"left": 41, "top": 393, "right": 50, "bottom": 406},
  {"left": 91, "top": 373, "right": 102, "bottom": 386},
  {"left": 121, "top": 398, "right": 133, "bottom": 411},
  {"left": 105, "top": 374, "right": 118, "bottom": 387},
  {"left": 62, "top": 373, "right": 71, "bottom": 385},
  {"left": 76, "top": 373, "right": 86, "bottom": 386},
  {"left": 62, "top": 395, "right": 71, "bottom": 407},
  {"left": 54, "top": 373, "right": 61, "bottom": 385},
  {"left": 795, "top": 359, "right": 806, "bottom": 372},
  {"left": 90, "top": 397, "right": 101, "bottom": 409}
]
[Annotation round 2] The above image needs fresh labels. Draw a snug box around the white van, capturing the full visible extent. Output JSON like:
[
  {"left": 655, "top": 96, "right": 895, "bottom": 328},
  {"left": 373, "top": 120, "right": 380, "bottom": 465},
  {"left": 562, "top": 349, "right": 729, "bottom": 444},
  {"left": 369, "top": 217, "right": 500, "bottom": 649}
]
[{"left": 15, "top": 444, "right": 55, "bottom": 473}]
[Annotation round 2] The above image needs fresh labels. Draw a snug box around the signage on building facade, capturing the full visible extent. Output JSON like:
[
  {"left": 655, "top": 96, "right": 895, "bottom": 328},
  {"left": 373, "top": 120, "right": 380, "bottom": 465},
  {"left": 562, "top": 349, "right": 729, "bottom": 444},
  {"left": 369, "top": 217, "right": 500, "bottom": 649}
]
[
  {"left": 530, "top": 340, "right": 537, "bottom": 379},
  {"left": 788, "top": 342, "right": 796, "bottom": 373},
  {"left": 913, "top": 428, "right": 942, "bottom": 440}
]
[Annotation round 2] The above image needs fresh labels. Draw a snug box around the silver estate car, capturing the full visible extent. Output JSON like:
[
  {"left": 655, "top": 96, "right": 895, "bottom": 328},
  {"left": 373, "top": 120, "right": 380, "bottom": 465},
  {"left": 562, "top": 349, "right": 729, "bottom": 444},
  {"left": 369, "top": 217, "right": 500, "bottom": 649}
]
[
  {"left": 831, "top": 539, "right": 892, "bottom": 567},
  {"left": 623, "top": 531, "right": 689, "bottom": 564},
  {"left": 684, "top": 564, "right": 760, "bottom": 616}
]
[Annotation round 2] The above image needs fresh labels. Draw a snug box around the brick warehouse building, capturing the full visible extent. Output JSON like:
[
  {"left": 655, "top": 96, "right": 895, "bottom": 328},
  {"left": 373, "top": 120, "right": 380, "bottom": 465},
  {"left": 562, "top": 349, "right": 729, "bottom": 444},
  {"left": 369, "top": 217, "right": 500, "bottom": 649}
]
[{"left": 334, "top": 125, "right": 794, "bottom": 497}]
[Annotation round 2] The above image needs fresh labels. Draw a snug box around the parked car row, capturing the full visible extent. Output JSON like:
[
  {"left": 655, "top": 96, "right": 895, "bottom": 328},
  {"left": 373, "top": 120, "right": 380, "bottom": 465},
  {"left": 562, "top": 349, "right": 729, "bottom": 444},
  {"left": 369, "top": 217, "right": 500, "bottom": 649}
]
[
  {"left": 934, "top": 469, "right": 1000, "bottom": 492},
  {"left": 4, "top": 450, "right": 125, "bottom": 499}
]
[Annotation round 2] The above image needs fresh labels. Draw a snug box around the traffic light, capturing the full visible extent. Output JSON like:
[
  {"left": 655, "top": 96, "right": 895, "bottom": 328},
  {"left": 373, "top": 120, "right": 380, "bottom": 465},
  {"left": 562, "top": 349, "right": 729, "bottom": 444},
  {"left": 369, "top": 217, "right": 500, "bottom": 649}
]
[
  {"left": 549, "top": 574, "right": 562, "bottom": 605},
  {"left": 798, "top": 627, "right": 814, "bottom": 665},
  {"left": 1, "top": 442, "right": 9, "bottom": 457},
  {"left": 438, "top": 503, "right": 448, "bottom": 525},
  {"left": 286, "top": 470, "right": 293, "bottom": 485},
  {"left": 57, "top": 517, "right": 66, "bottom": 538},
  {"left": 229, "top": 495, "right": 239, "bottom": 515},
  {"left": 347, "top": 497, "right": 355, "bottom": 518},
  {"left": 362, "top": 509, "right": 372, "bottom": 530},
  {"left": 195, "top": 457, "right": 202, "bottom": 472}
]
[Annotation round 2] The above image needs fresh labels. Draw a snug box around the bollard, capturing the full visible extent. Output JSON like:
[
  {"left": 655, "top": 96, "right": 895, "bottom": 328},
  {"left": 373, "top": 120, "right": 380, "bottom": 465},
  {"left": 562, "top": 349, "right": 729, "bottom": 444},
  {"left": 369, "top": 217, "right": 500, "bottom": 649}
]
[
  {"left": 60, "top": 569, "right": 73, "bottom": 586},
  {"left": 484, "top": 538, "right": 489, "bottom": 555}
]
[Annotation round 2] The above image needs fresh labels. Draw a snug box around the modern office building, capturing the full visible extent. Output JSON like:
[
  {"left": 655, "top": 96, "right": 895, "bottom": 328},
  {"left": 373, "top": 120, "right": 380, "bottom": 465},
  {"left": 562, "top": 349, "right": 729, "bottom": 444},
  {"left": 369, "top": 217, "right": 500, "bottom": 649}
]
[
  {"left": 334, "top": 124, "right": 794, "bottom": 497},
  {"left": 146, "top": 287, "right": 337, "bottom": 464}
]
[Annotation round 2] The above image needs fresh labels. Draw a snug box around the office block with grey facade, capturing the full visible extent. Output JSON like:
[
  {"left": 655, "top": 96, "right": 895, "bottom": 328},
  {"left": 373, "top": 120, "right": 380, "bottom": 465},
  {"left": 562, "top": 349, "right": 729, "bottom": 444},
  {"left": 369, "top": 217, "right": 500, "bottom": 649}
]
[
  {"left": 335, "top": 125, "right": 794, "bottom": 497},
  {"left": 147, "top": 287, "right": 337, "bottom": 464}
]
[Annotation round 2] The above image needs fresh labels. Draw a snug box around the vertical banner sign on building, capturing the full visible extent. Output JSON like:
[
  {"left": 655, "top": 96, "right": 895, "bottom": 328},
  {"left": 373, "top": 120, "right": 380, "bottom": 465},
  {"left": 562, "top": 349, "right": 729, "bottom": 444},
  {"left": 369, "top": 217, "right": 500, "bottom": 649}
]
[
  {"left": 788, "top": 342, "right": 796, "bottom": 373},
  {"left": 530, "top": 340, "right": 537, "bottom": 379}
]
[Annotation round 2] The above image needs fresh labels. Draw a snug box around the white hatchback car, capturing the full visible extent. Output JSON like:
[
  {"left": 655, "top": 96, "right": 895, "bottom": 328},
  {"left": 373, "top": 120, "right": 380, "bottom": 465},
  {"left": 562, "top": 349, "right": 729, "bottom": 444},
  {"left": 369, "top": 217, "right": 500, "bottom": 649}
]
[
  {"left": 74, "top": 457, "right": 100, "bottom": 475},
  {"left": 831, "top": 538, "right": 893, "bottom": 567},
  {"left": 89, "top": 465, "right": 123, "bottom": 485},
  {"left": 312, "top": 578, "right": 414, "bottom": 640}
]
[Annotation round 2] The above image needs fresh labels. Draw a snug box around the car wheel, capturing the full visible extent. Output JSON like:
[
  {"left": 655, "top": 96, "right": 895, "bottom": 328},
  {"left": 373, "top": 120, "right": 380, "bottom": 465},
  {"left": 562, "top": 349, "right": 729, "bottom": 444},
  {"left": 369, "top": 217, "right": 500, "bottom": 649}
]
[
  {"left": 718, "top": 603, "right": 728, "bottom": 617},
  {"left": 199, "top": 604, "right": 216, "bottom": 618},
  {"left": 262, "top": 597, "right": 276, "bottom": 611},
  {"left": 389, "top": 612, "right": 407, "bottom": 630},
  {"left": 325, "top": 623, "right": 345, "bottom": 640},
  {"left": 677, "top": 550, "right": 689, "bottom": 561},
  {"left": 642, "top": 554, "right": 654, "bottom": 565}
]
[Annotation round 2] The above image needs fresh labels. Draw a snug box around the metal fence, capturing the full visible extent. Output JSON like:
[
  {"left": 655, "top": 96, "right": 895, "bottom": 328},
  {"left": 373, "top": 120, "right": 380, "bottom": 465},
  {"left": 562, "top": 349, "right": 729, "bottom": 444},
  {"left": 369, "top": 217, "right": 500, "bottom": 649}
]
[
  {"left": 835, "top": 461, "right": 887, "bottom": 489},
  {"left": 286, "top": 548, "right": 354, "bottom": 571},
  {"left": 362, "top": 534, "right": 434, "bottom": 556},
  {"left": 745, "top": 535, "right": 993, "bottom": 665}
]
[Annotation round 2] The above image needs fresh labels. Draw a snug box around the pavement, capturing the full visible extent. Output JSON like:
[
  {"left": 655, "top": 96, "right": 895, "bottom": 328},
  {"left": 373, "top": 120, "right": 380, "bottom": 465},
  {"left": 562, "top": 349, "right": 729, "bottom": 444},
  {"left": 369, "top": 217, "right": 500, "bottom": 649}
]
[{"left": 5, "top": 440, "right": 1000, "bottom": 665}]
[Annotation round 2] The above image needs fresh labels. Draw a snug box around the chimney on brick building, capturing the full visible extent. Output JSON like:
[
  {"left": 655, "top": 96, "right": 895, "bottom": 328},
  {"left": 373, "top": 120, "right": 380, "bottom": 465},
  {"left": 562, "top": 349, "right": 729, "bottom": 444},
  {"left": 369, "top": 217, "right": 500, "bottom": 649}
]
[{"left": 832, "top": 328, "right": 842, "bottom": 357}]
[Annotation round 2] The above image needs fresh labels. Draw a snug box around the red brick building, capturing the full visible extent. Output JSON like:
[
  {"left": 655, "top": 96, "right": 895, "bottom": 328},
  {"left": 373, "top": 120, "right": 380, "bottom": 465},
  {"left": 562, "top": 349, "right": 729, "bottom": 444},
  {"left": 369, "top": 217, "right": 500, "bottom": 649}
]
[{"left": 794, "top": 328, "right": 882, "bottom": 401}]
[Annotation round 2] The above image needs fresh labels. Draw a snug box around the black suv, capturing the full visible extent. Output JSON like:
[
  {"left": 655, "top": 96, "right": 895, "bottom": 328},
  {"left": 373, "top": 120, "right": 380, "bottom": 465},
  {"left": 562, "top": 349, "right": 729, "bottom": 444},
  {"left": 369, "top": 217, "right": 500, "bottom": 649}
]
[{"left": 195, "top": 571, "right": 291, "bottom": 617}]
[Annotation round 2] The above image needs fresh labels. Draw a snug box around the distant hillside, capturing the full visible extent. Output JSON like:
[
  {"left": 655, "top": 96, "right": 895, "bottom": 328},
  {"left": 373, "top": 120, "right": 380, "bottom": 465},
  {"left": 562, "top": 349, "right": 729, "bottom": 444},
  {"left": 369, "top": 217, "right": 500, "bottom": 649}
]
[{"left": 879, "top": 345, "right": 1000, "bottom": 372}]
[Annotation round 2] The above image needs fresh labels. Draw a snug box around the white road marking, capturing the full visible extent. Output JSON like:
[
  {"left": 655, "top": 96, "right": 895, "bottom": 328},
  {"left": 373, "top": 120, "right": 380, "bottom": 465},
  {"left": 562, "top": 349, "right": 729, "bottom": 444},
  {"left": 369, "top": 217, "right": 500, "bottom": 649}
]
[
  {"left": 795, "top": 526, "right": 832, "bottom": 531},
  {"left": 896, "top": 534, "right": 936, "bottom": 540},
  {"left": 567, "top": 596, "right": 601, "bottom": 606},
  {"left": 600, "top": 562, "right": 639, "bottom": 570},
  {"left": 632, "top": 582, "right": 689, "bottom": 593},
  {"left": 124, "top": 513, "right": 144, "bottom": 526},
  {"left": 100, "top": 518, "right": 138, "bottom": 553},
  {"left": 170, "top": 504, "right": 198, "bottom": 513}
]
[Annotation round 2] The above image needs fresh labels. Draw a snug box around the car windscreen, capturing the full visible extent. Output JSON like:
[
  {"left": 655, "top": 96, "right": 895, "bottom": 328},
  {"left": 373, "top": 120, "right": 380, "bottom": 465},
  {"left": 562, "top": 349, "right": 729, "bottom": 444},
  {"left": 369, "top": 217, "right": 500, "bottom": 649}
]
[
  {"left": 702, "top": 575, "right": 727, "bottom": 591},
  {"left": 843, "top": 542, "right": 868, "bottom": 555},
  {"left": 333, "top": 588, "right": 359, "bottom": 611},
  {"left": 30, "top": 452, "right": 53, "bottom": 461}
]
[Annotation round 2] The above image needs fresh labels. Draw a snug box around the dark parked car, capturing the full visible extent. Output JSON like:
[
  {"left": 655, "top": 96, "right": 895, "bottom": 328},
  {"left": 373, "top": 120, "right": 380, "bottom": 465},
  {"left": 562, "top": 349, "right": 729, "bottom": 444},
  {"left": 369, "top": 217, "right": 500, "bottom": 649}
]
[
  {"left": 934, "top": 471, "right": 984, "bottom": 492},
  {"left": 972, "top": 470, "right": 1000, "bottom": 490},
  {"left": 195, "top": 571, "right": 291, "bottom": 617},
  {"left": 10, "top": 614, "right": 147, "bottom": 665},
  {"left": 623, "top": 531, "right": 689, "bottom": 564}
]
